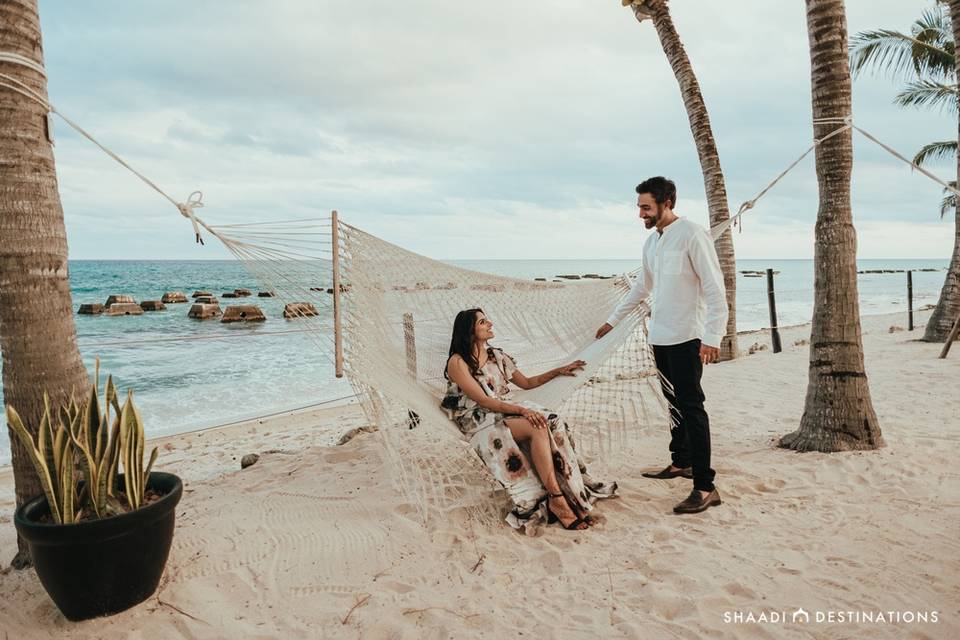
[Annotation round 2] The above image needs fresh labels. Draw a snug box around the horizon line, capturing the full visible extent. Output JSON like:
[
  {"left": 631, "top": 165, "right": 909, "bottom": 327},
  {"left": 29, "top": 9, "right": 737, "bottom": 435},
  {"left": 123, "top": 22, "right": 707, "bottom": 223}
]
[{"left": 65, "top": 257, "right": 951, "bottom": 262}]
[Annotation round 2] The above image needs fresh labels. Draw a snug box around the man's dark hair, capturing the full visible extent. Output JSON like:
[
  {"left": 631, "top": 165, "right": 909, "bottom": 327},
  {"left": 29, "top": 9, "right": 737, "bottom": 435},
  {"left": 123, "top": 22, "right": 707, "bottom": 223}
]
[{"left": 636, "top": 176, "right": 677, "bottom": 210}]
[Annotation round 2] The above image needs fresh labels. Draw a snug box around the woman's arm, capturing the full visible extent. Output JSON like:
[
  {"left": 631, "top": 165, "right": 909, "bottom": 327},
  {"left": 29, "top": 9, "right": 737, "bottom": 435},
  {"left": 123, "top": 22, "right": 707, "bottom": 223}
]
[
  {"left": 447, "top": 357, "right": 548, "bottom": 428},
  {"left": 510, "top": 360, "right": 586, "bottom": 390}
]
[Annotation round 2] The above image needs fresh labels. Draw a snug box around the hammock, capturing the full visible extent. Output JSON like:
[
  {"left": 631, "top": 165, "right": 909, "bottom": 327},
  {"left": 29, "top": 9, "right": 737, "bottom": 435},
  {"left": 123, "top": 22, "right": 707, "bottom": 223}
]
[{"left": 205, "top": 215, "right": 665, "bottom": 523}]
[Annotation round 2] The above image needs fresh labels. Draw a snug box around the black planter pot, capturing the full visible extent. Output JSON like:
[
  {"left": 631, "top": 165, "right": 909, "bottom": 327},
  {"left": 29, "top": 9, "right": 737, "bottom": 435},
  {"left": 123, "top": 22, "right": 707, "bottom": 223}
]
[{"left": 14, "top": 471, "right": 183, "bottom": 621}]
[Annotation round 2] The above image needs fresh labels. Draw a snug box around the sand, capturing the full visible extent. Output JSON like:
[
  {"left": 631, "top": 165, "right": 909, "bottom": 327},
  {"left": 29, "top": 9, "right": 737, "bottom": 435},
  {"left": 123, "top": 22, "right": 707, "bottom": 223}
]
[{"left": 0, "top": 309, "right": 957, "bottom": 639}]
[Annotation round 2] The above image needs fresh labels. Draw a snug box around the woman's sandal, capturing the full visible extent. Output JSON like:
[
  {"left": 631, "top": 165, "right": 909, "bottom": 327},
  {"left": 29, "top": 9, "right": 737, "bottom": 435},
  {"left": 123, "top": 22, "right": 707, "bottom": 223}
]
[{"left": 546, "top": 493, "right": 589, "bottom": 530}]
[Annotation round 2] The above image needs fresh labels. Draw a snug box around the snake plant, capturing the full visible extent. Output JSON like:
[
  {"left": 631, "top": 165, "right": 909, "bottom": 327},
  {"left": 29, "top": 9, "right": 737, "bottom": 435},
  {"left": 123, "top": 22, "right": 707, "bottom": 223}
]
[{"left": 6, "top": 361, "right": 159, "bottom": 524}]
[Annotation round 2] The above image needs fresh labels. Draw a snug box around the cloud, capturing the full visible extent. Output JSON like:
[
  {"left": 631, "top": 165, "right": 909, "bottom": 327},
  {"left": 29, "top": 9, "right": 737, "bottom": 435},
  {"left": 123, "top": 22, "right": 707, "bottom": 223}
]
[{"left": 28, "top": 0, "right": 956, "bottom": 260}]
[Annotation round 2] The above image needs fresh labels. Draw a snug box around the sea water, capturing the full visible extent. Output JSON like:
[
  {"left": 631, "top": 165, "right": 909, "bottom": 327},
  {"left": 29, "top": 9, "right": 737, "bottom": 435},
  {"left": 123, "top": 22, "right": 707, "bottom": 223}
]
[{"left": 0, "top": 258, "right": 948, "bottom": 465}]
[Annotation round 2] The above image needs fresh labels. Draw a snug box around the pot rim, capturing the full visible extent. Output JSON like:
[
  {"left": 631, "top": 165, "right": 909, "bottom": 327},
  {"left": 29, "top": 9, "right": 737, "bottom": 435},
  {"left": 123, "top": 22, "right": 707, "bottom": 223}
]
[{"left": 14, "top": 471, "right": 183, "bottom": 538}]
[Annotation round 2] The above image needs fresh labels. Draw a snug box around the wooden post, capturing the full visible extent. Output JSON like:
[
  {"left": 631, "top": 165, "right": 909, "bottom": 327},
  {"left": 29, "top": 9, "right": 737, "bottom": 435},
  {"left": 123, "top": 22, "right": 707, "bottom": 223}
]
[
  {"left": 907, "top": 270, "right": 914, "bottom": 332},
  {"left": 766, "top": 268, "right": 782, "bottom": 354},
  {"left": 332, "top": 210, "right": 344, "bottom": 378},
  {"left": 403, "top": 312, "right": 417, "bottom": 379},
  {"left": 938, "top": 311, "right": 960, "bottom": 359}
]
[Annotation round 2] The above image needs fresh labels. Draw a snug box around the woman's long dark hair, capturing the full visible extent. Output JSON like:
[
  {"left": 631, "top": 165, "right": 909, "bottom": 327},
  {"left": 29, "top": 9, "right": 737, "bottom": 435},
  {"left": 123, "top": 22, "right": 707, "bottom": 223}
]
[{"left": 446, "top": 308, "right": 485, "bottom": 378}]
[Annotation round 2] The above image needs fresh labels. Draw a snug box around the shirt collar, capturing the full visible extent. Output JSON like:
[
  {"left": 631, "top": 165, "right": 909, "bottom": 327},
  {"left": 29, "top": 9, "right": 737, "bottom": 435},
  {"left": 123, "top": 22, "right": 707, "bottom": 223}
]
[{"left": 657, "top": 216, "right": 682, "bottom": 237}]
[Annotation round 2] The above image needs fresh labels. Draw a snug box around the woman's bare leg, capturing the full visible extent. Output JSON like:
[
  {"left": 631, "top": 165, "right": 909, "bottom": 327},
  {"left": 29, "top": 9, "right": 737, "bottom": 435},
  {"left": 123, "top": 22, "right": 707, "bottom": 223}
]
[{"left": 504, "top": 417, "right": 586, "bottom": 529}]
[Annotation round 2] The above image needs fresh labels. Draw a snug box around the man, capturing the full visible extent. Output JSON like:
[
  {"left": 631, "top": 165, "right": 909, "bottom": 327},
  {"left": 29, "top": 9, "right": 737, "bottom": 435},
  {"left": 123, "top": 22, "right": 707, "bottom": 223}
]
[{"left": 595, "top": 176, "right": 727, "bottom": 514}]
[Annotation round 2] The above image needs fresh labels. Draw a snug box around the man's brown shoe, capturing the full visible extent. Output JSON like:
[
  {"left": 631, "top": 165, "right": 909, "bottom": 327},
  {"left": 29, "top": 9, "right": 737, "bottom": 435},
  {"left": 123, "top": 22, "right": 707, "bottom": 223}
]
[
  {"left": 673, "top": 489, "right": 721, "bottom": 514},
  {"left": 642, "top": 465, "right": 693, "bottom": 479}
]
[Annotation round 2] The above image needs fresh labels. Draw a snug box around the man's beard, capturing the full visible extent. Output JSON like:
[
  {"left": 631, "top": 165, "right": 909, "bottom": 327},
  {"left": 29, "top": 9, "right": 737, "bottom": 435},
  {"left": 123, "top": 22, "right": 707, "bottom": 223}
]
[{"left": 643, "top": 204, "right": 665, "bottom": 229}]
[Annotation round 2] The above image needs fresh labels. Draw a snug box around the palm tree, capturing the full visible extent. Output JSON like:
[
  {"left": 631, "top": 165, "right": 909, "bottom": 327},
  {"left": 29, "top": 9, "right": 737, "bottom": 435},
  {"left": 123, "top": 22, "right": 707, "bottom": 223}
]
[
  {"left": 0, "top": 0, "right": 89, "bottom": 568},
  {"left": 780, "top": 0, "right": 883, "bottom": 453},
  {"left": 850, "top": 3, "right": 960, "bottom": 343},
  {"left": 624, "top": 0, "right": 739, "bottom": 361}
]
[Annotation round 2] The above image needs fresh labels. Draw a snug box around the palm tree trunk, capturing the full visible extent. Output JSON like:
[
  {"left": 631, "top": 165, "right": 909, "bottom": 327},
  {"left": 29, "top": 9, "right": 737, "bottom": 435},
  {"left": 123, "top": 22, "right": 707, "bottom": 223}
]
[
  {"left": 923, "top": 0, "right": 960, "bottom": 343},
  {"left": 780, "top": 0, "right": 882, "bottom": 452},
  {"left": 0, "top": 0, "right": 89, "bottom": 568},
  {"left": 635, "top": 0, "right": 739, "bottom": 361}
]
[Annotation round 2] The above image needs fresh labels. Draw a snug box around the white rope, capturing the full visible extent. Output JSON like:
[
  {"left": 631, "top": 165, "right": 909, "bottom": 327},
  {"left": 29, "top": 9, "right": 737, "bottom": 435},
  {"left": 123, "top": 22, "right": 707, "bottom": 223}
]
[
  {"left": 711, "top": 116, "right": 960, "bottom": 240},
  {"left": 0, "top": 53, "right": 212, "bottom": 244},
  {"left": 0, "top": 52, "right": 45, "bottom": 75},
  {"left": 711, "top": 119, "right": 852, "bottom": 240},
  {"left": 852, "top": 124, "right": 960, "bottom": 199}
]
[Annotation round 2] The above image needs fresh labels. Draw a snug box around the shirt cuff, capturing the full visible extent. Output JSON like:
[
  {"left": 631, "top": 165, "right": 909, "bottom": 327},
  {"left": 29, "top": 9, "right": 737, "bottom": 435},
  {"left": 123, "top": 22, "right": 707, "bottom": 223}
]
[{"left": 702, "top": 333, "right": 723, "bottom": 349}]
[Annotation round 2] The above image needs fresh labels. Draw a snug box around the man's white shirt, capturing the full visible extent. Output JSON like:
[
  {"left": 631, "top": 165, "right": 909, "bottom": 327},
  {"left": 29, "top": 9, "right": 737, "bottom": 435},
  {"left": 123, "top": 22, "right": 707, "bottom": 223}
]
[{"left": 606, "top": 217, "right": 728, "bottom": 348}]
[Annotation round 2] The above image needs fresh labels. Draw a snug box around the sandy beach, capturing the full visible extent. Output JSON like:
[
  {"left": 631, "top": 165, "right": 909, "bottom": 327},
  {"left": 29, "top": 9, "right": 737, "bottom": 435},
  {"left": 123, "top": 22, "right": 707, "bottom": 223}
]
[{"left": 0, "top": 308, "right": 957, "bottom": 639}]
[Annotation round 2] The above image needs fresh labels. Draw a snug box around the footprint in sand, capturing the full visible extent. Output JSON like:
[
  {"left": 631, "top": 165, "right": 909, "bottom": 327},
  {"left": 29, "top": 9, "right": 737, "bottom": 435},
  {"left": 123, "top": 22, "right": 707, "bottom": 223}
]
[
  {"left": 538, "top": 549, "right": 565, "bottom": 575},
  {"left": 722, "top": 582, "right": 758, "bottom": 599},
  {"left": 754, "top": 479, "right": 786, "bottom": 493},
  {"left": 379, "top": 580, "right": 416, "bottom": 594}
]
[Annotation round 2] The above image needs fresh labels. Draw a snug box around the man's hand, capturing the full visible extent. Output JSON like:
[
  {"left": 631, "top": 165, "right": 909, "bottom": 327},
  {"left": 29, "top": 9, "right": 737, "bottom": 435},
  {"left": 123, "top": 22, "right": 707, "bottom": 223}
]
[
  {"left": 700, "top": 344, "right": 720, "bottom": 365},
  {"left": 595, "top": 323, "right": 613, "bottom": 339}
]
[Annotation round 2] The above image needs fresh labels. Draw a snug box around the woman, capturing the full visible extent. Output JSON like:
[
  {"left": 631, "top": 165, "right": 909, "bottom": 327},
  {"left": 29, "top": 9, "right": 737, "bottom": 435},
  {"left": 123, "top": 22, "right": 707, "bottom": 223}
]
[{"left": 442, "top": 308, "right": 617, "bottom": 531}]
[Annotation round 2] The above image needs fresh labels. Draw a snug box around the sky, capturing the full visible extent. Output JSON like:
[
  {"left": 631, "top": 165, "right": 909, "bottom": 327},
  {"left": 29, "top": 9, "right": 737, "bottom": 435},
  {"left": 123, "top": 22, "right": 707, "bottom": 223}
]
[{"left": 32, "top": 1, "right": 956, "bottom": 260}]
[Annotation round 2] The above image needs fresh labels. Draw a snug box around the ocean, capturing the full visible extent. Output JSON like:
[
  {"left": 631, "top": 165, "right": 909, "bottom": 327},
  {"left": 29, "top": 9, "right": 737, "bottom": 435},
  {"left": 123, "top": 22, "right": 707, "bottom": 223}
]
[{"left": 0, "top": 258, "right": 949, "bottom": 465}]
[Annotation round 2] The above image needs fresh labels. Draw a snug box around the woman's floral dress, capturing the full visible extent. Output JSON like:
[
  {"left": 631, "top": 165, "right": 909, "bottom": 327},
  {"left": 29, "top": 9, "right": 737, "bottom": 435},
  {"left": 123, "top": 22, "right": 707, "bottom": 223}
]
[{"left": 441, "top": 347, "right": 617, "bottom": 529}]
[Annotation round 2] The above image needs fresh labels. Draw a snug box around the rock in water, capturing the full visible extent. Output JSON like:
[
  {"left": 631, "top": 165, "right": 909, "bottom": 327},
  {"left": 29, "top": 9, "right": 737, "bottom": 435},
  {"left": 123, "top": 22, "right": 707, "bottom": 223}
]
[
  {"left": 283, "top": 302, "right": 320, "bottom": 318},
  {"left": 104, "top": 295, "right": 135, "bottom": 308},
  {"left": 78, "top": 303, "right": 105, "bottom": 315},
  {"left": 161, "top": 292, "right": 188, "bottom": 303},
  {"left": 139, "top": 300, "right": 166, "bottom": 311},
  {"left": 188, "top": 303, "right": 222, "bottom": 320},
  {"left": 221, "top": 305, "right": 267, "bottom": 323},
  {"left": 105, "top": 303, "right": 144, "bottom": 316}
]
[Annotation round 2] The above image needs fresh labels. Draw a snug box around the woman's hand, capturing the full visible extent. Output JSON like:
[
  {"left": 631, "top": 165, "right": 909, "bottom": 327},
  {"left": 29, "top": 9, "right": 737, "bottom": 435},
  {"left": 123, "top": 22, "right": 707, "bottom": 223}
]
[
  {"left": 555, "top": 360, "right": 586, "bottom": 376},
  {"left": 519, "top": 407, "right": 549, "bottom": 430}
]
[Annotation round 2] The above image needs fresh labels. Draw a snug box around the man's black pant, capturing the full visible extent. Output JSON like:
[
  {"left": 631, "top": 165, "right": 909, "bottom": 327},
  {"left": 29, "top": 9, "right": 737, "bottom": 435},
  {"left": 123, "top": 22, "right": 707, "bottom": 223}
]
[{"left": 652, "top": 339, "right": 716, "bottom": 492}]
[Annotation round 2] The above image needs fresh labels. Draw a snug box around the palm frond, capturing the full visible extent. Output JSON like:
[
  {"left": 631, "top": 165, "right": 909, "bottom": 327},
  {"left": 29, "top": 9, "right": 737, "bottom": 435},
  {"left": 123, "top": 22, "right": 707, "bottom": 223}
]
[
  {"left": 914, "top": 6, "right": 952, "bottom": 44},
  {"left": 912, "top": 6, "right": 955, "bottom": 78},
  {"left": 941, "top": 180, "right": 957, "bottom": 218},
  {"left": 850, "top": 6, "right": 954, "bottom": 81},
  {"left": 914, "top": 139, "right": 958, "bottom": 167},
  {"left": 894, "top": 80, "right": 958, "bottom": 112}
]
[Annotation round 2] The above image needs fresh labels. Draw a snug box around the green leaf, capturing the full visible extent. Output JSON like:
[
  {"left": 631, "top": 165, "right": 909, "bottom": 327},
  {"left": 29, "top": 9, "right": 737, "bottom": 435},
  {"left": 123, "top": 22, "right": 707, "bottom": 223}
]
[
  {"left": 87, "top": 360, "right": 102, "bottom": 455},
  {"left": 850, "top": 7, "right": 954, "bottom": 82},
  {"left": 119, "top": 393, "right": 138, "bottom": 509},
  {"left": 68, "top": 423, "right": 101, "bottom": 519},
  {"left": 61, "top": 451, "right": 74, "bottom": 524},
  {"left": 913, "top": 139, "right": 957, "bottom": 166},
  {"left": 144, "top": 447, "right": 158, "bottom": 489},
  {"left": 6, "top": 406, "right": 61, "bottom": 524},
  {"left": 96, "top": 428, "right": 116, "bottom": 515}
]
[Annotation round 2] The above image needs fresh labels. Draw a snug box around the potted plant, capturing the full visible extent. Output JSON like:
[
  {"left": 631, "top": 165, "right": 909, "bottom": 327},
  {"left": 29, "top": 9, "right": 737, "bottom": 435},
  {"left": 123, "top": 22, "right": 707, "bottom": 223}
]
[{"left": 8, "top": 362, "right": 183, "bottom": 621}]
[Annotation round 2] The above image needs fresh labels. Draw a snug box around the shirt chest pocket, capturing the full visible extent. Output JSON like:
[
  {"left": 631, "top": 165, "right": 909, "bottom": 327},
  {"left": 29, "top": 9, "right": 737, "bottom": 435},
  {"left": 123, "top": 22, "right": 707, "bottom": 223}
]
[{"left": 660, "top": 250, "right": 686, "bottom": 275}]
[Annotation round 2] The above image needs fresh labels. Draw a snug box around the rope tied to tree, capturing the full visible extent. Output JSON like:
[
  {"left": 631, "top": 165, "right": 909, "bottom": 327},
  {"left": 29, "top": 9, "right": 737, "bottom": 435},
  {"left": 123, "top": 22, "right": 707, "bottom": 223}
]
[
  {"left": 712, "top": 117, "right": 853, "bottom": 240},
  {"left": 176, "top": 191, "right": 206, "bottom": 245},
  {"left": 0, "top": 52, "right": 211, "bottom": 245}
]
